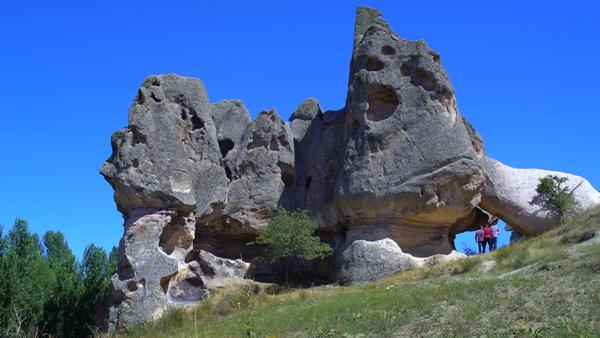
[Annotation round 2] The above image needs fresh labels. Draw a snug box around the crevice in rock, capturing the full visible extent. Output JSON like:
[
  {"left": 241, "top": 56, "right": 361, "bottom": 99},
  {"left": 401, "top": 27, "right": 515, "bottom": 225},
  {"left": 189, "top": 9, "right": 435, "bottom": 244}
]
[
  {"left": 279, "top": 163, "right": 295, "bottom": 187},
  {"left": 366, "top": 57, "right": 384, "bottom": 71},
  {"left": 305, "top": 175, "right": 312, "bottom": 190},
  {"left": 366, "top": 85, "right": 399, "bottom": 122},
  {"left": 224, "top": 165, "right": 232, "bottom": 181},
  {"left": 181, "top": 109, "right": 188, "bottom": 120},
  {"left": 136, "top": 89, "right": 145, "bottom": 104},
  {"left": 218, "top": 138, "right": 234, "bottom": 158},
  {"left": 150, "top": 91, "right": 162, "bottom": 103},
  {"left": 247, "top": 134, "right": 261, "bottom": 150}
]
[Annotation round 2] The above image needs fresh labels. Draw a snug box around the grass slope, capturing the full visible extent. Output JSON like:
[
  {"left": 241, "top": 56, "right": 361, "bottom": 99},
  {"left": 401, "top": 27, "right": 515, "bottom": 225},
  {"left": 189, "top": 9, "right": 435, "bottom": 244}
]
[{"left": 118, "top": 208, "right": 600, "bottom": 337}]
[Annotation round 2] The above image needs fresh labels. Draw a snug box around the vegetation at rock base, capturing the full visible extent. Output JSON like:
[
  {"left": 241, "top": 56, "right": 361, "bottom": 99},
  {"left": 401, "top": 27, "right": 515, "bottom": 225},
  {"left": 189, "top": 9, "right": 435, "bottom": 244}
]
[
  {"left": 0, "top": 218, "right": 116, "bottom": 337},
  {"left": 119, "top": 207, "right": 600, "bottom": 337},
  {"left": 249, "top": 207, "right": 332, "bottom": 281},
  {"left": 536, "top": 175, "right": 580, "bottom": 217}
]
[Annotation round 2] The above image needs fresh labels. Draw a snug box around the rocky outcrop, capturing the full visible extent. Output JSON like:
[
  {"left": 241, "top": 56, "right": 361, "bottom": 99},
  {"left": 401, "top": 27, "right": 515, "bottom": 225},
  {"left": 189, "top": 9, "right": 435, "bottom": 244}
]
[
  {"left": 480, "top": 156, "right": 600, "bottom": 234},
  {"left": 101, "top": 6, "right": 600, "bottom": 330}
]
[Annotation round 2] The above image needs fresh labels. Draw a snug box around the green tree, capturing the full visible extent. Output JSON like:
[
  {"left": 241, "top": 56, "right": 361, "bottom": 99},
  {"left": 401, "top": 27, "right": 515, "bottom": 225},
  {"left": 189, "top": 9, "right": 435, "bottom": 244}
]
[
  {"left": 0, "top": 219, "right": 52, "bottom": 336},
  {"left": 536, "top": 175, "right": 580, "bottom": 217},
  {"left": 0, "top": 219, "right": 117, "bottom": 337},
  {"left": 250, "top": 207, "right": 331, "bottom": 282},
  {"left": 42, "top": 231, "right": 84, "bottom": 337},
  {"left": 78, "top": 244, "right": 115, "bottom": 331}
]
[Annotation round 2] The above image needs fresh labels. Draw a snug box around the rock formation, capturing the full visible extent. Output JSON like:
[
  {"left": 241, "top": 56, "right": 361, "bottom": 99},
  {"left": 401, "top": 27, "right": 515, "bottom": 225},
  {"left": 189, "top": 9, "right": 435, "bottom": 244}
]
[{"left": 100, "top": 6, "right": 600, "bottom": 329}]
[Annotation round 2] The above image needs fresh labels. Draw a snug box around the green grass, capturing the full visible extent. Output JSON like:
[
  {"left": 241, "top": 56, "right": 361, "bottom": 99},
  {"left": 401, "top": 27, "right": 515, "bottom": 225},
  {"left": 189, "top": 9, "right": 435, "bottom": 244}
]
[{"left": 117, "top": 207, "right": 600, "bottom": 338}]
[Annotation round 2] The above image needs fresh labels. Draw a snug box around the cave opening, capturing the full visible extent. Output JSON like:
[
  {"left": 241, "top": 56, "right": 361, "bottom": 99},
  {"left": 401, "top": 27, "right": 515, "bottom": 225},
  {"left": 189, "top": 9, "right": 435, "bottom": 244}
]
[{"left": 218, "top": 138, "right": 234, "bottom": 158}]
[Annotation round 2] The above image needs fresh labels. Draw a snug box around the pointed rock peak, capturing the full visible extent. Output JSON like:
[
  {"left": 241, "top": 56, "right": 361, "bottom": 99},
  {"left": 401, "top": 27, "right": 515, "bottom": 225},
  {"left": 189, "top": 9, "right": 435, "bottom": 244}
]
[
  {"left": 353, "top": 6, "right": 393, "bottom": 54},
  {"left": 290, "top": 98, "right": 322, "bottom": 121}
]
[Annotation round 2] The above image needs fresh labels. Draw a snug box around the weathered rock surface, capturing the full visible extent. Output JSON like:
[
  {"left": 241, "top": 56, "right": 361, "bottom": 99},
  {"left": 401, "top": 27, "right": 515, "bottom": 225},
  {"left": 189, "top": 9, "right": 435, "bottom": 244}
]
[
  {"left": 480, "top": 156, "right": 600, "bottom": 234},
  {"left": 336, "top": 238, "right": 465, "bottom": 284},
  {"left": 328, "top": 6, "right": 486, "bottom": 257},
  {"left": 101, "top": 6, "right": 600, "bottom": 330}
]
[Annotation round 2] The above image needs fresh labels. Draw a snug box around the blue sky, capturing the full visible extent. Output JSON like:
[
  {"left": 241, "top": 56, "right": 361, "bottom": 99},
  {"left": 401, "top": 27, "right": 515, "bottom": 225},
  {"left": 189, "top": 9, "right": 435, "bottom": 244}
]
[{"left": 1, "top": 1, "right": 598, "bottom": 256}]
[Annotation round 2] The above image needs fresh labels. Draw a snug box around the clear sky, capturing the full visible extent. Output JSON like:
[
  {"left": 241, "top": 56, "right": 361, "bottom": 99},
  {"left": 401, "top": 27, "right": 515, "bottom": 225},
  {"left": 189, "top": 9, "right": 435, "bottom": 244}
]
[{"left": 1, "top": 1, "right": 598, "bottom": 257}]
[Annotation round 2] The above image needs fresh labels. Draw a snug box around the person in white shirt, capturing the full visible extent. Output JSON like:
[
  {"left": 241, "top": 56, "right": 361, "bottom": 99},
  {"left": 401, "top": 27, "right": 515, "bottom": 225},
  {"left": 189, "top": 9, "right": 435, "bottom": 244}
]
[{"left": 490, "top": 219, "right": 500, "bottom": 250}]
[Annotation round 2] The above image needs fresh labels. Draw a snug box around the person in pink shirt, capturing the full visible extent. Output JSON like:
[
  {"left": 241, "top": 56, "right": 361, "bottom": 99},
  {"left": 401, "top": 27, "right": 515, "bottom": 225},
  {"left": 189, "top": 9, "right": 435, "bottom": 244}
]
[{"left": 475, "top": 226, "right": 485, "bottom": 253}]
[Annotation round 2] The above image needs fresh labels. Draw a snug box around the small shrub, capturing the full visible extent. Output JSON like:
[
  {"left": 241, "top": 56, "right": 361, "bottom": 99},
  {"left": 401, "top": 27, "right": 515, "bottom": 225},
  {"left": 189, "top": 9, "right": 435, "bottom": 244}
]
[
  {"left": 249, "top": 207, "right": 332, "bottom": 282},
  {"left": 451, "top": 257, "right": 480, "bottom": 275},
  {"left": 536, "top": 175, "right": 580, "bottom": 217}
]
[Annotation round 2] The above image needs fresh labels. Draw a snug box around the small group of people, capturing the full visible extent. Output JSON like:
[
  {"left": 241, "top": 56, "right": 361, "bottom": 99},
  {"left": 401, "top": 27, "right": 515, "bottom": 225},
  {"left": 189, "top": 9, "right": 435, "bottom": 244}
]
[{"left": 475, "top": 219, "right": 499, "bottom": 253}]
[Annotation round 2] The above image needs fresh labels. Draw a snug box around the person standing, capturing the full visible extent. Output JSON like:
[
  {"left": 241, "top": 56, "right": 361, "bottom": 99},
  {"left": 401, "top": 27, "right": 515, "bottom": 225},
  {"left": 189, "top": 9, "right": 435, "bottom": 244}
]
[
  {"left": 490, "top": 219, "right": 500, "bottom": 250},
  {"left": 483, "top": 224, "right": 493, "bottom": 252},
  {"left": 475, "top": 226, "right": 485, "bottom": 254}
]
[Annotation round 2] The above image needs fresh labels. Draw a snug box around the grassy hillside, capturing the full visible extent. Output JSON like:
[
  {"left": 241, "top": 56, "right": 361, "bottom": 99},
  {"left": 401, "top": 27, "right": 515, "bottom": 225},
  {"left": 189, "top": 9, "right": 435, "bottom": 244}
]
[{"left": 117, "top": 208, "right": 600, "bottom": 337}]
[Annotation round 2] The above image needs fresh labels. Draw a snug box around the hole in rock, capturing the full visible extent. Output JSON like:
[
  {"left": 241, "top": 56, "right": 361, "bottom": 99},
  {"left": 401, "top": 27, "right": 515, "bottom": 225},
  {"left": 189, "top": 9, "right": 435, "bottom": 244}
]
[
  {"left": 132, "top": 159, "right": 139, "bottom": 168},
  {"left": 401, "top": 61, "right": 437, "bottom": 92},
  {"left": 381, "top": 45, "right": 395, "bottom": 55},
  {"left": 305, "top": 175, "right": 312, "bottom": 190},
  {"left": 366, "top": 85, "right": 399, "bottom": 122},
  {"left": 167, "top": 274, "right": 207, "bottom": 304},
  {"left": 160, "top": 275, "right": 172, "bottom": 294},
  {"left": 159, "top": 217, "right": 193, "bottom": 256},
  {"left": 218, "top": 138, "right": 234, "bottom": 158},
  {"left": 191, "top": 114, "right": 205, "bottom": 130},
  {"left": 181, "top": 109, "right": 188, "bottom": 120},
  {"left": 279, "top": 164, "right": 295, "bottom": 187},
  {"left": 430, "top": 51, "right": 441, "bottom": 64},
  {"left": 130, "top": 126, "right": 147, "bottom": 145},
  {"left": 366, "top": 57, "right": 384, "bottom": 71},
  {"left": 269, "top": 136, "right": 279, "bottom": 151}
]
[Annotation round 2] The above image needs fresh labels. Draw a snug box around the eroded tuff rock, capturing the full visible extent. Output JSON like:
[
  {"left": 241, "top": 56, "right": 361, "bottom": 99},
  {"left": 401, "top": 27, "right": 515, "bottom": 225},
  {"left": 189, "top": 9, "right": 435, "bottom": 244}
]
[
  {"left": 101, "top": 6, "right": 600, "bottom": 329},
  {"left": 330, "top": 6, "right": 486, "bottom": 257},
  {"left": 336, "top": 238, "right": 465, "bottom": 284},
  {"left": 480, "top": 156, "right": 600, "bottom": 234}
]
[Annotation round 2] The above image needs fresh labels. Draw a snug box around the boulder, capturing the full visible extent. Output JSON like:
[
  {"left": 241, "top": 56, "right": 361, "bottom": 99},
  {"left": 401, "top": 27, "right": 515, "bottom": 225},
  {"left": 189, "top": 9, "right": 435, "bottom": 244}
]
[{"left": 336, "top": 238, "right": 465, "bottom": 284}]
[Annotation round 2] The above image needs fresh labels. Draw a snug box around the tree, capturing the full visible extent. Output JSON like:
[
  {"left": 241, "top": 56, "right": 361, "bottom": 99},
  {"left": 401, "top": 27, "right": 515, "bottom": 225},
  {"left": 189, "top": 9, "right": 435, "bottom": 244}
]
[
  {"left": 536, "top": 175, "right": 580, "bottom": 217},
  {"left": 42, "top": 231, "right": 84, "bottom": 337},
  {"left": 79, "top": 244, "right": 114, "bottom": 329},
  {"left": 0, "top": 219, "right": 117, "bottom": 337},
  {"left": 250, "top": 207, "right": 331, "bottom": 282}
]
